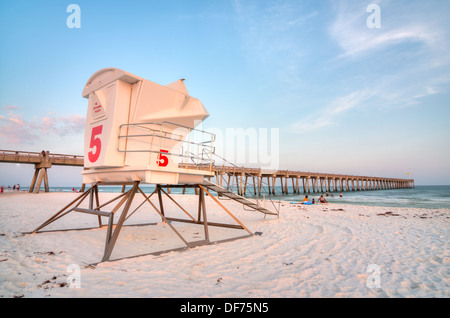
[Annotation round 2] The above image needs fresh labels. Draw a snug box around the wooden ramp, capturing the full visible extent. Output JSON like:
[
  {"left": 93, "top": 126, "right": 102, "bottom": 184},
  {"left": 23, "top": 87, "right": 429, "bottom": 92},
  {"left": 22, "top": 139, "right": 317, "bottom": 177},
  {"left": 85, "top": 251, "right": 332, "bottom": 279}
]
[{"left": 202, "top": 180, "right": 279, "bottom": 216}]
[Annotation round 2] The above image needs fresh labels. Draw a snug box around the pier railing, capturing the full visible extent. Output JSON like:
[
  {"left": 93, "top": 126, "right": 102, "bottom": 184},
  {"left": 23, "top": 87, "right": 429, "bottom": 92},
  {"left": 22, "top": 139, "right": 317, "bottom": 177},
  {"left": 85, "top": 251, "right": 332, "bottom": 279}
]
[
  {"left": 0, "top": 150, "right": 83, "bottom": 166},
  {"left": 0, "top": 148, "right": 414, "bottom": 194}
]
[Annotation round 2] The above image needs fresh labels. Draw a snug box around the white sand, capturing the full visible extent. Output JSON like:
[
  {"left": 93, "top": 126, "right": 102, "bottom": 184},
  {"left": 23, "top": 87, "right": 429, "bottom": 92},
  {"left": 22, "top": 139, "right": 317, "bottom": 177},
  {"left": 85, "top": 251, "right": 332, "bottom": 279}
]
[{"left": 0, "top": 191, "right": 448, "bottom": 298}]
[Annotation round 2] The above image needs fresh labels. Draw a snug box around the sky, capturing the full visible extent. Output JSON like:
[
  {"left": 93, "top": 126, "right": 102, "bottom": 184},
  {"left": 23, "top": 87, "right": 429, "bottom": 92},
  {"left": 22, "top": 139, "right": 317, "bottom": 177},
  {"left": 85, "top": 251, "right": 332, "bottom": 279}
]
[{"left": 1, "top": 0, "right": 449, "bottom": 187}]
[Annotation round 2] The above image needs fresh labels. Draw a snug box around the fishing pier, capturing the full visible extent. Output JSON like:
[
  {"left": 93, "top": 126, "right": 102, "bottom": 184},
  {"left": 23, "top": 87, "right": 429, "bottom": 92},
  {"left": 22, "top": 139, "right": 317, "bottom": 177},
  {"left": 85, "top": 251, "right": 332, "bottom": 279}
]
[{"left": 0, "top": 149, "right": 414, "bottom": 195}]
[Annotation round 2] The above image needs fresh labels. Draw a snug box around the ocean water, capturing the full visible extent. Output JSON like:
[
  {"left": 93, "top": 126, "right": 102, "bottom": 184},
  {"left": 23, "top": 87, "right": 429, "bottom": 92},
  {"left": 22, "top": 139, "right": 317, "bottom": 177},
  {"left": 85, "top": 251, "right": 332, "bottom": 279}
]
[
  {"left": 265, "top": 185, "right": 450, "bottom": 210},
  {"left": 14, "top": 185, "right": 450, "bottom": 210}
]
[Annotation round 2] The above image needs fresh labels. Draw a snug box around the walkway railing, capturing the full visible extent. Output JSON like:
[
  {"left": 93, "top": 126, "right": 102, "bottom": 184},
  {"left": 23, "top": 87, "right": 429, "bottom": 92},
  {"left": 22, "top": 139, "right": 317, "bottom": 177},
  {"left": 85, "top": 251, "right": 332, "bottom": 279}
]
[{"left": 0, "top": 147, "right": 415, "bottom": 194}]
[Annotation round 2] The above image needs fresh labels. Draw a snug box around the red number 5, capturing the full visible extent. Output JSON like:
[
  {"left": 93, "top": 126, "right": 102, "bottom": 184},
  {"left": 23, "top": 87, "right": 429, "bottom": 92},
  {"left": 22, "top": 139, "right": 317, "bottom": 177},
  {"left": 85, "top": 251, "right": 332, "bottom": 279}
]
[
  {"left": 157, "top": 149, "right": 169, "bottom": 167},
  {"left": 88, "top": 125, "right": 103, "bottom": 163}
]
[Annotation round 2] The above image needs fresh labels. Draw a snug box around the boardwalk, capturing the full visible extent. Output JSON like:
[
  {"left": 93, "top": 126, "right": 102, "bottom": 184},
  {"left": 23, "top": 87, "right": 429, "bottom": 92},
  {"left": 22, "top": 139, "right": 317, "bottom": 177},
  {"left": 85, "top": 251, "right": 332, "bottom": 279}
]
[
  {"left": 0, "top": 149, "right": 414, "bottom": 195},
  {"left": 0, "top": 150, "right": 83, "bottom": 193},
  {"left": 0, "top": 150, "right": 83, "bottom": 166},
  {"left": 190, "top": 164, "right": 415, "bottom": 197}
]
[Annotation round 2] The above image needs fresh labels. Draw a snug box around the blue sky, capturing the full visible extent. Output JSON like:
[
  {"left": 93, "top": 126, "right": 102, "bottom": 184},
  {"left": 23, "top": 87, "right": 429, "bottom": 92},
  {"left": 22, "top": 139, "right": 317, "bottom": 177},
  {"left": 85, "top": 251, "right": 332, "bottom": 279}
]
[{"left": 1, "top": 0, "right": 449, "bottom": 187}]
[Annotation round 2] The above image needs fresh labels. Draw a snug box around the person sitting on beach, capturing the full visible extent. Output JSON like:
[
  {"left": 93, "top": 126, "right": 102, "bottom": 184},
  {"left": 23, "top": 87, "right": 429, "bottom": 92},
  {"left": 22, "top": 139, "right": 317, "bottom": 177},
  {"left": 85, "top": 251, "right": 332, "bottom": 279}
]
[
  {"left": 301, "top": 195, "right": 313, "bottom": 205},
  {"left": 318, "top": 195, "right": 328, "bottom": 204}
]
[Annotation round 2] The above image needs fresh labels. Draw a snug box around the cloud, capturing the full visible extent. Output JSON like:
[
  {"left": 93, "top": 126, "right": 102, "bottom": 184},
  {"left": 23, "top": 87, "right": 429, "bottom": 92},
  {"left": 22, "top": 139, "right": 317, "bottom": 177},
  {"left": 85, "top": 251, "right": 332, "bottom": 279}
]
[
  {"left": 311, "top": 0, "right": 450, "bottom": 121},
  {"left": 329, "top": 0, "right": 450, "bottom": 63},
  {"left": 0, "top": 114, "right": 38, "bottom": 144},
  {"left": 334, "top": 26, "right": 439, "bottom": 59},
  {"left": 232, "top": 0, "right": 319, "bottom": 84},
  {"left": 231, "top": 1, "right": 450, "bottom": 135},
  {"left": 290, "top": 89, "right": 376, "bottom": 134},
  {"left": 38, "top": 114, "right": 85, "bottom": 136},
  {"left": 0, "top": 107, "right": 85, "bottom": 146},
  {"left": 3, "top": 105, "right": 19, "bottom": 111}
]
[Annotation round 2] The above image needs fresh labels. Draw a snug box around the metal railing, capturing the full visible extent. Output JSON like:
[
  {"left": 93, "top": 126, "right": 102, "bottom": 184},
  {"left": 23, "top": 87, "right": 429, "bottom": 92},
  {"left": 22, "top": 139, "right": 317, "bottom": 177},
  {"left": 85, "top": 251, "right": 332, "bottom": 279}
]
[
  {"left": 210, "top": 153, "right": 282, "bottom": 216},
  {"left": 116, "top": 121, "right": 216, "bottom": 171}
]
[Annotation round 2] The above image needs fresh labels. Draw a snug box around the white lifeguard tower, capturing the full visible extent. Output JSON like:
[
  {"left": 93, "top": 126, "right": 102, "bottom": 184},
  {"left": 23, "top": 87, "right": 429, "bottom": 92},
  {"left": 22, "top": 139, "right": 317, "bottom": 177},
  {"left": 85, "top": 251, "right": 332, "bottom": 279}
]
[
  {"left": 32, "top": 68, "right": 271, "bottom": 263},
  {"left": 80, "top": 67, "right": 215, "bottom": 185}
]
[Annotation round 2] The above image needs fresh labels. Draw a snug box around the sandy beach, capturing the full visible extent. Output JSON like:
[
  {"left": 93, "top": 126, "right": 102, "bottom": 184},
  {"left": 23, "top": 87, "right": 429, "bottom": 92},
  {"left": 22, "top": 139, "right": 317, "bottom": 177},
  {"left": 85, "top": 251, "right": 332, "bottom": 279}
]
[{"left": 0, "top": 191, "right": 448, "bottom": 298}]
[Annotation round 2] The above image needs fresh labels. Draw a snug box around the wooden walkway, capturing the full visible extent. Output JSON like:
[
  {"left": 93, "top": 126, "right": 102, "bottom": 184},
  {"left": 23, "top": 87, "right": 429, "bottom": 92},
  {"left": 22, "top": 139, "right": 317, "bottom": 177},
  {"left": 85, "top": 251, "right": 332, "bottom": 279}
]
[
  {"left": 0, "top": 149, "right": 414, "bottom": 195},
  {"left": 0, "top": 149, "right": 83, "bottom": 166},
  {"left": 0, "top": 150, "right": 83, "bottom": 193},
  {"left": 188, "top": 164, "right": 415, "bottom": 196}
]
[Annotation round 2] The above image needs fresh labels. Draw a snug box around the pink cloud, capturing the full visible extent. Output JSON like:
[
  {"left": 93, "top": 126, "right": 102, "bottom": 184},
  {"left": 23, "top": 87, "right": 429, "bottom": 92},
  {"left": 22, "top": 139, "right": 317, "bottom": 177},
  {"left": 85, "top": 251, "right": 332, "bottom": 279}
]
[
  {"left": 39, "top": 114, "right": 85, "bottom": 136},
  {"left": 0, "top": 109, "right": 85, "bottom": 145},
  {"left": 0, "top": 114, "right": 38, "bottom": 144}
]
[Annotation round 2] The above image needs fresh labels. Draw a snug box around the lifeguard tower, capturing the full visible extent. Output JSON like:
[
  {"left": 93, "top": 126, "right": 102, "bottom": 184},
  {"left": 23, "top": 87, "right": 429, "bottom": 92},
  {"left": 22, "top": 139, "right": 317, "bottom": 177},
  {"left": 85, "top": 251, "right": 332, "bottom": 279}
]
[
  {"left": 32, "top": 68, "right": 276, "bottom": 263},
  {"left": 80, "top": 67, "right": 214, "bottom": 185}
]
